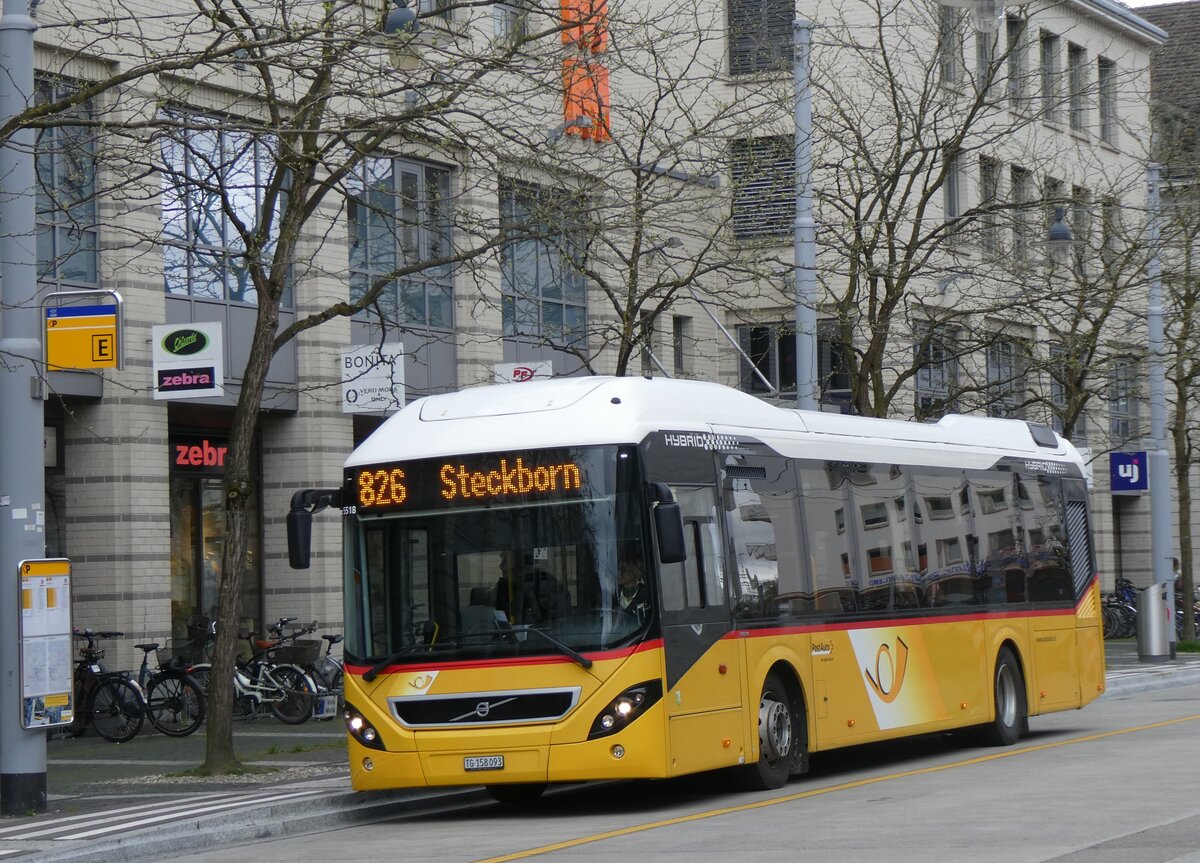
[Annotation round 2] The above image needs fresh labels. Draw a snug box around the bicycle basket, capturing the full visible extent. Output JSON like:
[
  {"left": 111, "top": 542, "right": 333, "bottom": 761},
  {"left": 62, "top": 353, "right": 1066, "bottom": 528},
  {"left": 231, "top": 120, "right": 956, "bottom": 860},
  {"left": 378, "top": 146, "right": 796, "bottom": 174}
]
[
  {"left": 271, "top": 639, "right": 321, "bottom": 665},
  {"left": 155, "top": 641, "right": 194, "bottom": 667}
]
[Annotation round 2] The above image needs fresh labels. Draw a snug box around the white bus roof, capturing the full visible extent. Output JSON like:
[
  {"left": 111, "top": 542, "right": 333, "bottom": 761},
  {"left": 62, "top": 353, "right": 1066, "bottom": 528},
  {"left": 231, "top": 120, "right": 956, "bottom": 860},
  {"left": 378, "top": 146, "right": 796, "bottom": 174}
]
[{"left": 346, "top": 376, "right": 1081, "bottom": 472}]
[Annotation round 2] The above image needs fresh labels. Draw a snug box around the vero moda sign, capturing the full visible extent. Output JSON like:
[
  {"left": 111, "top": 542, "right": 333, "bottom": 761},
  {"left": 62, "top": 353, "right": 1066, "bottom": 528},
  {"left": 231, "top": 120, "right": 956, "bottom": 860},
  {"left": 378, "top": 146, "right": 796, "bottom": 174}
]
[{"left": 151, "top": 321, "right": 224, "bottom": 400}]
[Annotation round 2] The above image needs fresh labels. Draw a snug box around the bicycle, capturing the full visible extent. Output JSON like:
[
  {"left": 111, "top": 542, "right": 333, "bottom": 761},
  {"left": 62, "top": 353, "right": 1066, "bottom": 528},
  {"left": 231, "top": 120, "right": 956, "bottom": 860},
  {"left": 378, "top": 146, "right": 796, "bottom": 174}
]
[
  {"left": 266, "top": 619, "right": 342, "bottom": 720},
  {"left": 133, "top": 641, "right": 206, "bottom": 737},
  {"left": 68, "top": 628, "right": 145, "bottom": 743},
  {"left": 189, "top": 622, "right": 318, "bottom": 724}
]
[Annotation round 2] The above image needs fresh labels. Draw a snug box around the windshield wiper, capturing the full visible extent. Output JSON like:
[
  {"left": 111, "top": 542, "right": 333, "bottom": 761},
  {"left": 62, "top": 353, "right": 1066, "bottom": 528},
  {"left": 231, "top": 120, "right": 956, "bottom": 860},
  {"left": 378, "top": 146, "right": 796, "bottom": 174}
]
[
  {"left": 516, "top": 627, "right": 593, "bottom": 669},
  {"left": 362, "top": 642, "right": 459, "bottom": 681}
]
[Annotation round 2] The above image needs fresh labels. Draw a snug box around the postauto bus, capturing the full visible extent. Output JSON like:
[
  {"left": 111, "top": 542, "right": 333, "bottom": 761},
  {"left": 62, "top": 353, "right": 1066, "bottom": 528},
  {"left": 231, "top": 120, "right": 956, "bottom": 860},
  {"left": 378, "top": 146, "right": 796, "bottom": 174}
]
[{"left": 287, "top": 376, "right": 1103, "bottom": 802}]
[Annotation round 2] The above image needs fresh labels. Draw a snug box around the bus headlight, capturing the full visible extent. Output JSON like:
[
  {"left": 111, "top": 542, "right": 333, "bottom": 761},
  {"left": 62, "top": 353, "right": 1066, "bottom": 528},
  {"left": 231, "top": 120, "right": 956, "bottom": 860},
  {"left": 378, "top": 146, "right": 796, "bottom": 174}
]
[
  {"left": 344, "top": 702, "right": 386, "bottom": 751},
  {"left": 588, "top": 680, "right": 662, "bottom": 739}
]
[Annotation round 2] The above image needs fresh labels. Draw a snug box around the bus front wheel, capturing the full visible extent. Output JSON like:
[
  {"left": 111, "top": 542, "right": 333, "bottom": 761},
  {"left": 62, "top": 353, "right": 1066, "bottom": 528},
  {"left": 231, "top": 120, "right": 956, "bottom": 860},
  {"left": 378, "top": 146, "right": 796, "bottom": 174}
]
[
  {"left": 738, "top": 671, "right": 804, "bottom": 791},
  {"left": 980, "top": 647, "right": 1027, "bottom": 746}
]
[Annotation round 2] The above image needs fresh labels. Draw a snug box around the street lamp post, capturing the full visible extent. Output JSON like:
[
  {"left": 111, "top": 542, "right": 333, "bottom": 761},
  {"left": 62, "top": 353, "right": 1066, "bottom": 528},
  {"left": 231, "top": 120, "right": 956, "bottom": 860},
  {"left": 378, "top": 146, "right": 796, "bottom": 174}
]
[
  {"left": 1146, "top": 162, "right": 1176, "bottom": 659},
  {"left": 0, "top": 0, "right": 48, "bottom": 814},
  {"left": 793, "top": 18, "right": 817, "bottom": 412}
]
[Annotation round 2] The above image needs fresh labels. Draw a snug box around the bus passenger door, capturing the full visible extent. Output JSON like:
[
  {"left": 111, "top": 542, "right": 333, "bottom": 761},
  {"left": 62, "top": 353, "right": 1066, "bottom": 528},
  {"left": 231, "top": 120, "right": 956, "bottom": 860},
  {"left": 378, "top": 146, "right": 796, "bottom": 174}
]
[{"left": 659, "top": 486, "right": 745, "bottom": 776}]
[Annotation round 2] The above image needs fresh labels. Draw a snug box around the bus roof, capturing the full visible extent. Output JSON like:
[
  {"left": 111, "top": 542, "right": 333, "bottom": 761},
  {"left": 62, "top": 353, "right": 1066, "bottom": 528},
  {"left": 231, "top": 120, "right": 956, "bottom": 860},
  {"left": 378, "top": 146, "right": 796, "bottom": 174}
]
[{"left": 346, "top": 376, "right": 1082, "bottom": 470}]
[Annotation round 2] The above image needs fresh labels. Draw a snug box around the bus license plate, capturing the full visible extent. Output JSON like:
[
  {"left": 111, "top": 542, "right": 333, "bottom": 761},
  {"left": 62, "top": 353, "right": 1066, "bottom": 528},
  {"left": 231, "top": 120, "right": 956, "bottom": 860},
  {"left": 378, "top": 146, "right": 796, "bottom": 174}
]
[{"left": 463, "top": 755, "right": 504, "bottom": 772}]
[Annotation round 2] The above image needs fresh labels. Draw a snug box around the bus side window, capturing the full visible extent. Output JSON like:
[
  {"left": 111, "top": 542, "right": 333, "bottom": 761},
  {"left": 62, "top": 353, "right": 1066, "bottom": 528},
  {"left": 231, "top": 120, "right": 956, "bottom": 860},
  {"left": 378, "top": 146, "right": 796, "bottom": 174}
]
[
  {"left": 724, "top": 457, "right": 799, "bottom": 624},
  {"left": 660, "top": 487, "right": 723, "bottom": 612}
]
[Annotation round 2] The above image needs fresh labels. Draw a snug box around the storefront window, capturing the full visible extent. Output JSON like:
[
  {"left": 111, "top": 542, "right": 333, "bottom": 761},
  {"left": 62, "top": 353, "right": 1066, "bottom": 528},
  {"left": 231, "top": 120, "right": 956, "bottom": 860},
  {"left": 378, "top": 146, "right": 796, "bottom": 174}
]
[{"left": 169, "top": 434, "right": 261, "bottom": 644}]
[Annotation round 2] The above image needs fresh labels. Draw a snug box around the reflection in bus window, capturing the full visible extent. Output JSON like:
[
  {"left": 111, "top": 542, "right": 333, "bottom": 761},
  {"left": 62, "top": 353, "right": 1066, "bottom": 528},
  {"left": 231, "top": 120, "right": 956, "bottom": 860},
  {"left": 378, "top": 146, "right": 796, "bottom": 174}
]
[{"left": 724, "top": 457, "right": 801, "bottom": 623}]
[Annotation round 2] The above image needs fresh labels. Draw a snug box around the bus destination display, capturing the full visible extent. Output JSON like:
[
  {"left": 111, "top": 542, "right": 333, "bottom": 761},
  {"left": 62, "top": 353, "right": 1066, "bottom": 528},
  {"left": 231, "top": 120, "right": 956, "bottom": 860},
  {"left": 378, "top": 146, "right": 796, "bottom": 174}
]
[{"left": 352, "top": 451, "right": 588, "bottom": 513}]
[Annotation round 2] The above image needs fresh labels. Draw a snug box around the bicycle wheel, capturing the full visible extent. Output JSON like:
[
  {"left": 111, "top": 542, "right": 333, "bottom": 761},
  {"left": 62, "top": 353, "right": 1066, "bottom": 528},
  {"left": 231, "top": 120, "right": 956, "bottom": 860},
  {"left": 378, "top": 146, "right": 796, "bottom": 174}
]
[
  {"left": 190, "top": 663, "right": 254, "bottom": 719},
  {"left": 88, "top": 677, "right": 145, "bottom": 743},
  {"left": 188, "top": 663, "right": 211, "bottom": 695},
  {"left": 268, "top": 665, "right": 315, "bottom": 725},
  {"left": 146, "top": 672, "right": 205, "bottom": 737}
]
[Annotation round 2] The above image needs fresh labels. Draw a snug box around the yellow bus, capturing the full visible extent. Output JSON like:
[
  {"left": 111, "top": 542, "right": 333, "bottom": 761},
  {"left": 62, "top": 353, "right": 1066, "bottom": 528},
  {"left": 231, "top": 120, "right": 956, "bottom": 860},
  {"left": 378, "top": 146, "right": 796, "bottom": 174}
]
[{"left": 287, "top": 377, "right": 1104, "bottom": 802}]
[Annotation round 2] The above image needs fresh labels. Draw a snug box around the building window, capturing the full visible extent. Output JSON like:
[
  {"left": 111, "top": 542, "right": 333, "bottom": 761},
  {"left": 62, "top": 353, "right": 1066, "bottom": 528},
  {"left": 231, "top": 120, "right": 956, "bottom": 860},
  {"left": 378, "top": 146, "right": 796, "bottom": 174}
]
[
  {"left": 1101, "top": 197, "right": 1120, "bottom": 266},
  {"left": 1098, "top": 56, "right": 1117, "bottom": 145},
  {"left": 737, "top": 319, "right": 850, "bottom": 405},
  {"left": 640, "top": 310, "right": 655, "bottom": 375},
  {"left": 987, "top": 339, "right": 1027, "bottom": 418},
  {"left": 493, "top": 0, "right": 528, "bottom": 41},
  {"left": 976, "top": 26, "right": 996, "bottom": 90},
  {"left": 1049, "top": 344, "right": 1086, "bottom": 443},
  {"left": 348, "top": 157, "right": 454, "bottom": 330},
  {"left": 730, "top": 136, "right": 793, "bottom": 238},
  {"left": 419, "top": 0, "right": 452, "bottom": 23},
  {"left": 1070, "top": 186, "right": 1090, "bottom": 277},
  {"left": 979, "top": 156, "right": 1000, "bottom": 254},
  {"left": 1108, "top": 359, "right": 1138, "bottom": 440},
  {"left": 1010, "top": 165, "right": 1034, "bottom": 262},
  {"left": 161, "top": 116, "right": 282, "bottom": 306},
  {"left": 1044, "top": 176, "right": 1064, "bottom": 238},
  {"left": 1067, "top": 43, "right": 1087, "bottom": 132},
  {"left": 944, "top": 152, "right": 962, "bottom": 226},
  {"left": 1040, "top": 31, "right": 1061, "bottom": 124},
  {"left": 914, "top": 324, "right": 956, "bottom": 419},
  {"left": 1006, "top": 15, "right": 1030, "bottom": 112},
  {"left": 35, "top": 79, "right": 97, "bottom": 287},
  {"left": 727, "top": 0, "right": 792, "bottom": 76},
  {"left": 499, "top": 181, "right": 587, "bottom": 345},
  {"left": 938, "top": 6, "right": 964, "bottom": 86},
  {"left": 672, "top": 315, "right": 690, "bottom": 375}
]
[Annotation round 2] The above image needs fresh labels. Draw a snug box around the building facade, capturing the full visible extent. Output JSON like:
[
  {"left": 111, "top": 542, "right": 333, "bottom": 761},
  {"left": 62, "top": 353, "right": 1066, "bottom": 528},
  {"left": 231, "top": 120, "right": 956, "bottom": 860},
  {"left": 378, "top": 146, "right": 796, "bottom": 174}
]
[{"left": 18, "top": 0, "right": 1174, "bottom": 667}]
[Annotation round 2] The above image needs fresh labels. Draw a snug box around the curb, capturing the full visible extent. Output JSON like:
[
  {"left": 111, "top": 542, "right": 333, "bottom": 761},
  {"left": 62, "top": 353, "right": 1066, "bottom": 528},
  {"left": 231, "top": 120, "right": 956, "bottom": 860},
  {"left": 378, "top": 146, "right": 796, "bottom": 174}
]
[
  {"left": 20, "top": 785, "right": 489, "bottom": 863},
  {"left": 1101, "top": 665, "right": 1200, "bottom": 698}
]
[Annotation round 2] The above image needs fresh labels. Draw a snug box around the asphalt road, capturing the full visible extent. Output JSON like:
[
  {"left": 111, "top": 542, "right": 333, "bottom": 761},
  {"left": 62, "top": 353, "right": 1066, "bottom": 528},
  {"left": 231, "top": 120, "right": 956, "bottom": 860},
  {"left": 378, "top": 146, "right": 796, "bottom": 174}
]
[{"left": 157, "top": 678, "right": 1200, "bottom": 863}]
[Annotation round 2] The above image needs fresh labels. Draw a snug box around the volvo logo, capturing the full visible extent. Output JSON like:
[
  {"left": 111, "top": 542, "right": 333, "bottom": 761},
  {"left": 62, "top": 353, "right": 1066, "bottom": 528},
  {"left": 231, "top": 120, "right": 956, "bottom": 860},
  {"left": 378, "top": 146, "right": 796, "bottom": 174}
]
[{"left": 449, "top": 696, "right": 517, "bottom": 723}]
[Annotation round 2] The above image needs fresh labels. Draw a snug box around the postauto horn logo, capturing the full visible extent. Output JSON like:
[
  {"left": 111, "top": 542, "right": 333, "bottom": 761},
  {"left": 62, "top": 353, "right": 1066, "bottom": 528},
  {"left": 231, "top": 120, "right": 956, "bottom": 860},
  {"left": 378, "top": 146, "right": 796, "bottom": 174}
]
[{"left": 162, "top": 328, "right": 209, "bottom": 357}]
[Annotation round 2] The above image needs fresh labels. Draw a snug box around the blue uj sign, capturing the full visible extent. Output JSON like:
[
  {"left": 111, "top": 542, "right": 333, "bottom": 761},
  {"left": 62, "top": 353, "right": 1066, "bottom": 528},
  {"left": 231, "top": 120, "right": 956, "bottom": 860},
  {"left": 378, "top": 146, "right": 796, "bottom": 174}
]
[{"left": 1110, "top": 451, "right": 1148, "bottom": 495}]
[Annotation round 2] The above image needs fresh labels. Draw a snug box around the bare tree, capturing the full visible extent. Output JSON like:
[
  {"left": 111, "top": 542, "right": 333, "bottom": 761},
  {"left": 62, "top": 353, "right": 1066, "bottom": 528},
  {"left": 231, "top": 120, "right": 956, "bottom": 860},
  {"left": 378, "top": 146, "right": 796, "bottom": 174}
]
[{"left": 760, "top": 0, "right": 1152, "bottom": 428}]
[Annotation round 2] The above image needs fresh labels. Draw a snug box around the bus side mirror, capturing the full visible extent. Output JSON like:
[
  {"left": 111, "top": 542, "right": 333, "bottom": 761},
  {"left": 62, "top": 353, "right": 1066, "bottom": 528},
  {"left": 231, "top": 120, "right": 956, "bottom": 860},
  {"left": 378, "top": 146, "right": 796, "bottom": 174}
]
[
  {"left": 287, "top": 488, "right": 342, "bottom": 570},
  {"left": 654, "top": 502, "right": 686, "bottom": 564},
  {"left": 649, "top": 482, "right": 686, "bottom": 564},
  {"left": 287, "top": 507, "right": 313, "bottom": 569}
]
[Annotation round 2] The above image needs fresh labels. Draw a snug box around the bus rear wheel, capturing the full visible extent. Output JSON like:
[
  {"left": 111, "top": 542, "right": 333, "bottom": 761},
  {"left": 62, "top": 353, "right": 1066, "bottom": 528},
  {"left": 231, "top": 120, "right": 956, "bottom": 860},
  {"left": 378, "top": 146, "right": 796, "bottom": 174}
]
[
  {"left": 486, "top": 783, "right": 546, "bottom": 805},
  {"left": 980, "top": 647, "right": 1027, "bottom": 746},
  {"left": 738, "top": 671, "right": 803, "bottom": 791}
]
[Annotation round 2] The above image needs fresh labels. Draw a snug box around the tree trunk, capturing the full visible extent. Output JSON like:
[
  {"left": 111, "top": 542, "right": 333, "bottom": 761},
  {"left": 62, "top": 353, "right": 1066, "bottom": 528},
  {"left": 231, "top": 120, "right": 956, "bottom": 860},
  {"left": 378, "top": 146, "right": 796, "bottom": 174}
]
[{"left": 201, "top": 297, "right": 282, "bottom": 772}]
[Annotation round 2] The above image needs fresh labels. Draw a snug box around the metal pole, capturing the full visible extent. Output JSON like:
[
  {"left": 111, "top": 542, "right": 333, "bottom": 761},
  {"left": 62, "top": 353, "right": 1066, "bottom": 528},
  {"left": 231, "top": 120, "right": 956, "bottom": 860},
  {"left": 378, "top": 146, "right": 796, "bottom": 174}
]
[
  {"left": 0, "top": 0, "right": 47, "bottom": 812},
  {"left": 794, "top": 19, "right": 818, "bottom": 412},
  {"left": 1146, "top": 162, "right": 1176, "bottom": 659}
]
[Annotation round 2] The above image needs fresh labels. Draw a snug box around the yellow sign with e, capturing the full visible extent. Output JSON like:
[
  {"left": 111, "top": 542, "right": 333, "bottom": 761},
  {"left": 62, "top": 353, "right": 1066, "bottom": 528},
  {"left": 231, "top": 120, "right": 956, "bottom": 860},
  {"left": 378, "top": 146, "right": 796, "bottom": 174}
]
[{"left": 46, "top": 304, "right": 118, "bottom": 370}]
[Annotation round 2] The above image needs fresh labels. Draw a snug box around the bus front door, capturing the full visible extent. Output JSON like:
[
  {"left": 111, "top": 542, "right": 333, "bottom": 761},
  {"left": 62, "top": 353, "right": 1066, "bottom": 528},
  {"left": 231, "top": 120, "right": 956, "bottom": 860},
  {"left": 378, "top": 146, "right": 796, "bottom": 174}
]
[{"left": 659, "top": 488, "right": 745, "bottom": 776}]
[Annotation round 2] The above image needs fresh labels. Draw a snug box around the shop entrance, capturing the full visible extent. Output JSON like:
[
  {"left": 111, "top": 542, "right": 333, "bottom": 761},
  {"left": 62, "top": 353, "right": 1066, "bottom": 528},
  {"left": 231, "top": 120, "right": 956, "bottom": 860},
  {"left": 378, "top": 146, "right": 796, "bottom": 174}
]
[{"left": 169, "top": 435, "right": 262, "bottom": 645}]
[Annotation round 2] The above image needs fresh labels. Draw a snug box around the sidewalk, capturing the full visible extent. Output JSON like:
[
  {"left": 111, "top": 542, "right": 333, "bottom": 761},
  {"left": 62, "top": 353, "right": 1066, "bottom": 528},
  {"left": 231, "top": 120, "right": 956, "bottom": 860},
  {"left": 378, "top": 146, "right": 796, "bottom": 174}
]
[{"left": 3, "top": 642, "right": 1199, "bottom": 863}]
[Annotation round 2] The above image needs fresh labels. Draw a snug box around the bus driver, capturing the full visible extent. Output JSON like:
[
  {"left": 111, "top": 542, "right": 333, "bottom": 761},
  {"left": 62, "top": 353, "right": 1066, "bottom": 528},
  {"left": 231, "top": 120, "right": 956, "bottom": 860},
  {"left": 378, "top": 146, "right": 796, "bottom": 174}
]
[{"left": 617, "top": 549, "right": 651, "bottom": 623}]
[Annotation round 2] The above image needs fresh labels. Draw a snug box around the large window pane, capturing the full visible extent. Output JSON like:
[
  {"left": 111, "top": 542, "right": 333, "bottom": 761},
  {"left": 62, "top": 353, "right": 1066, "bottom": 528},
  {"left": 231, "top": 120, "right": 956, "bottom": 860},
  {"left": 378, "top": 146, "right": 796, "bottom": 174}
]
[
  {"left": 347, "top": 157, "right": 454, "bottom": 330},
  {"left": 499, "top": 181, "right": 588, "bottom": 347},
  {"left": 160, "top": 116, "right": 286, "bottom": 305}
]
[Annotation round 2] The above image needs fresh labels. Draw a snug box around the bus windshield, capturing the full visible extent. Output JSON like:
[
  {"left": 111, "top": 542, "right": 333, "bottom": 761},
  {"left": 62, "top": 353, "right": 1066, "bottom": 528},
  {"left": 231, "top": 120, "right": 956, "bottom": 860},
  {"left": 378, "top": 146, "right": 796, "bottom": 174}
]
[{"left": 344, "top": 445, "right": 653, "bottom": 666}]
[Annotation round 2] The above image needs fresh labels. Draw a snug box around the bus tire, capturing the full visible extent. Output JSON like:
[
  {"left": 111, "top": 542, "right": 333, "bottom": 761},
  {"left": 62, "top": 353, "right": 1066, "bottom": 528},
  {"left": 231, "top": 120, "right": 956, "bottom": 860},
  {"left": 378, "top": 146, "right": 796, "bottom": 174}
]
[
  {"left": 981, "top": 647, "right": 1026, "bottom": 746},
  {"left": 738, "top": 671, "right": 803, "bottom": 791},
  {"left": 485, "top": 783, "right": 546, "bottom": 805}
]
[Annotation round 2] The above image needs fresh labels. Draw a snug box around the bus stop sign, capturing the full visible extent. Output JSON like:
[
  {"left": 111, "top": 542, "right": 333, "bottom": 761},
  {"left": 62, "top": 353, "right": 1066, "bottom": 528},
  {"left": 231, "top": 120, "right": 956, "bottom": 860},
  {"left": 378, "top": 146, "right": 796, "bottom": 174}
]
[{"left": 45, "top": 304, "right": 118, "bottom": 370}]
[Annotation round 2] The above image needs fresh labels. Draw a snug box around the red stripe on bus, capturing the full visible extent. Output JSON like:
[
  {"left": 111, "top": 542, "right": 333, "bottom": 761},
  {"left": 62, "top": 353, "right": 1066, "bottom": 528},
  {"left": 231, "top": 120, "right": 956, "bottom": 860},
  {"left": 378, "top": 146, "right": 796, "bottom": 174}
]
[{"left": 345, "top": 637, "right": 664, "bottom": 676}]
